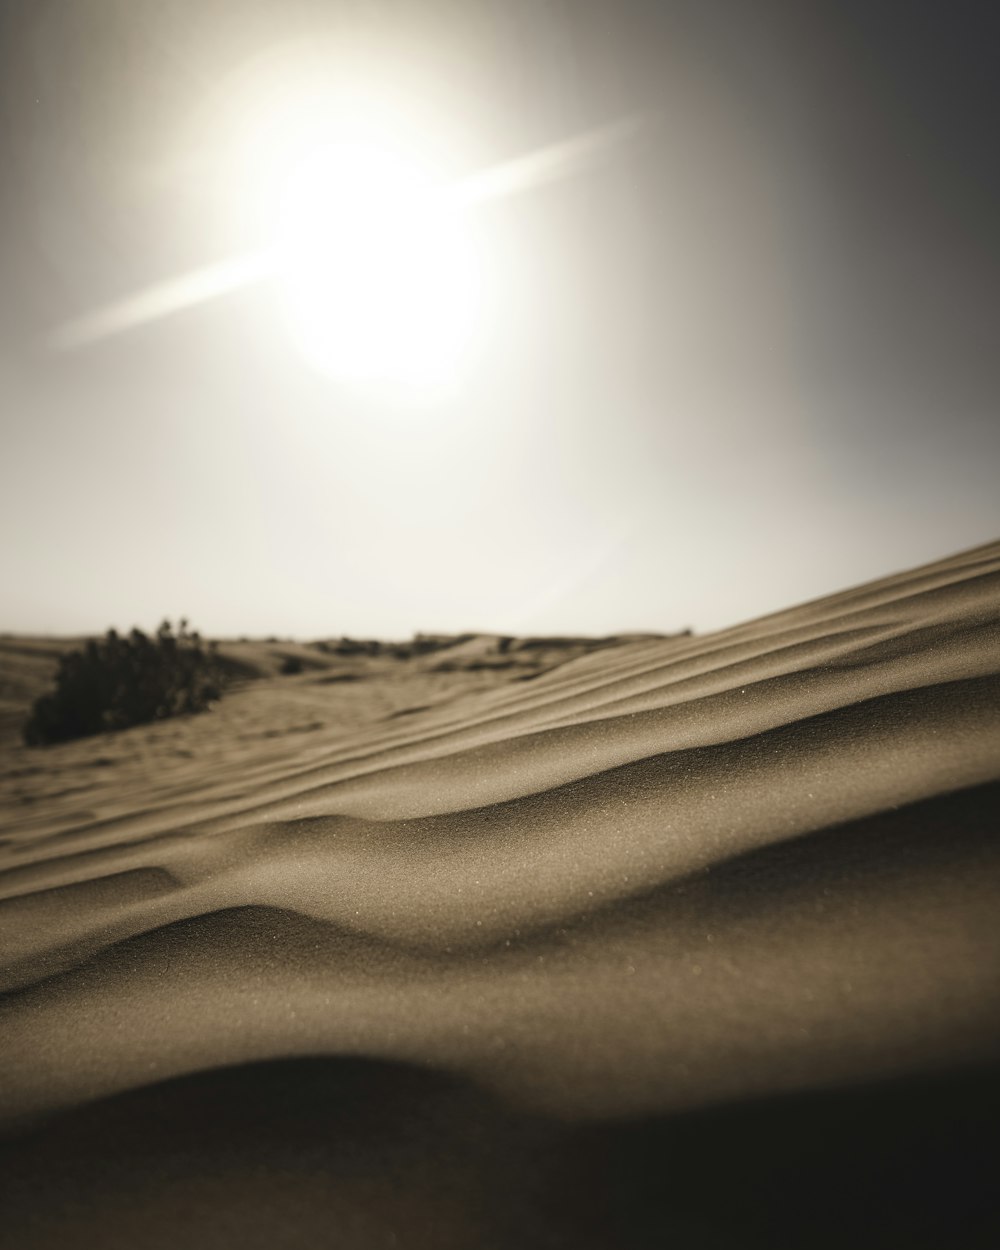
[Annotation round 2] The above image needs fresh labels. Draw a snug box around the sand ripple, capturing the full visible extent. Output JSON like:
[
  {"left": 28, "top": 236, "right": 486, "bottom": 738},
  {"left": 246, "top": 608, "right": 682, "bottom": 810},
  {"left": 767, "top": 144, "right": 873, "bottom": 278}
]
[{"left": 2, "top": 543, "right": 999, "bottom": 1246}]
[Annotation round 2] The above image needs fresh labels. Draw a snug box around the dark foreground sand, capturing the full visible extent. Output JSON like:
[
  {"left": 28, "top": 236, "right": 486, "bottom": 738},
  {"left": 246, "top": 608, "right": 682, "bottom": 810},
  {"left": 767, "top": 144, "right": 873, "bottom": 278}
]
[{"left": 1, "top": 542, "right": 999, "bottom": 1248}]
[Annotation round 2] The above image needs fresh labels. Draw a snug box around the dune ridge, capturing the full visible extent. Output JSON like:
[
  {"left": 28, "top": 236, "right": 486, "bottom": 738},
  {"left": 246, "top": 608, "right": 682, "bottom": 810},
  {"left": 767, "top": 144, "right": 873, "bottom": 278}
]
[{"left": 2, "top": 541, "right": 999, "bottom": 1245}]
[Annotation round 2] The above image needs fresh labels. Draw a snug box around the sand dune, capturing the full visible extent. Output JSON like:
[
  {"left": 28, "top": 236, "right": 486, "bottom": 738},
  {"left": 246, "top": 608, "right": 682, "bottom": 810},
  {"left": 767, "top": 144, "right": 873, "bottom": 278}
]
[{"left": 2, "top": 542, "right": 999, "bottom": 1247}]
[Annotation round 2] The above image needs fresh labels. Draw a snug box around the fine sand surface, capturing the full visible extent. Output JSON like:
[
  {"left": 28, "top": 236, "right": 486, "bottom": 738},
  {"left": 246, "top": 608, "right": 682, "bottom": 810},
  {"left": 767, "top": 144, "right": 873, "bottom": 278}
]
[{"left": 1, "top": 542, "right": 999, "bottom": 1248}]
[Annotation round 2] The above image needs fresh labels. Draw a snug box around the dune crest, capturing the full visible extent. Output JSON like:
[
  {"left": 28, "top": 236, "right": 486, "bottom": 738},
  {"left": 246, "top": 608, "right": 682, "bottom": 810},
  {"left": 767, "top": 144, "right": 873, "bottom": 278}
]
[{"left": 1, "top": 542, "right": 999, "bottom": 1243}]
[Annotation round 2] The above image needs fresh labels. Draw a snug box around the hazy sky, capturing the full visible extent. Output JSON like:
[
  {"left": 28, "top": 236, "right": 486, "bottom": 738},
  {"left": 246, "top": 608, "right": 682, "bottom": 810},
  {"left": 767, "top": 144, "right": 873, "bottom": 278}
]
[{"left": 2, "top": 0, "right": 998, "bottom": 638}]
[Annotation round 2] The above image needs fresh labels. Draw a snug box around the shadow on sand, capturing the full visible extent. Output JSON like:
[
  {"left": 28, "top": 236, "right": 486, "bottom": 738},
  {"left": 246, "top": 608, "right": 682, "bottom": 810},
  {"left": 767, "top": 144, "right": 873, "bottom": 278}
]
[{"left": 2, "top": 1053, "right": 998, "bottom": 1249}]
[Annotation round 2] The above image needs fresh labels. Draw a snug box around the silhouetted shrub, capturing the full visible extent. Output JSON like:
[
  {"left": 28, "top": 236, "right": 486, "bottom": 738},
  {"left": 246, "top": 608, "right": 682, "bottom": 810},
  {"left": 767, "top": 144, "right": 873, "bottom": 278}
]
[
  {"left": 23, "top": 620, "right": 224, "bottom": 746},
  {"left": 279, "top": 655, "right": 304, "bottom": 675}
]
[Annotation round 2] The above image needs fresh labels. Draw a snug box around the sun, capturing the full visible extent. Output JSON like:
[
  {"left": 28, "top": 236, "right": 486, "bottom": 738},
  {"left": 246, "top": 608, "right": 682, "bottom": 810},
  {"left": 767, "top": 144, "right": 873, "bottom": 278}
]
[
  {"left": 271, "top": 141, "right": 481, "bottom": 385},
  {"left": 44, "top": 55, "right": 639, "bottom": 370}
]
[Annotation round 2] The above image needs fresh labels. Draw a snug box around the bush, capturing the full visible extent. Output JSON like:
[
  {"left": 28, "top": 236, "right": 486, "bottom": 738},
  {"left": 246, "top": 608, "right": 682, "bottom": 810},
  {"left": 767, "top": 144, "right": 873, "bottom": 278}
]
[
  {"left": 23, "top": 619, "right": 224, "bottom": 746},
  {"left": 279, "top": 655, "right": 304, "bottom": 675}
]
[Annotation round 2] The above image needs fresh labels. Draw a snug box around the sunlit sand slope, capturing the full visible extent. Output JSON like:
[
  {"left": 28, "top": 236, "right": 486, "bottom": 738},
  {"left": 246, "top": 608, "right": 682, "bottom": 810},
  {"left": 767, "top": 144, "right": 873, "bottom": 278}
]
[{"left": 1, "top": 542, "right": 999, "bottom": 1248}]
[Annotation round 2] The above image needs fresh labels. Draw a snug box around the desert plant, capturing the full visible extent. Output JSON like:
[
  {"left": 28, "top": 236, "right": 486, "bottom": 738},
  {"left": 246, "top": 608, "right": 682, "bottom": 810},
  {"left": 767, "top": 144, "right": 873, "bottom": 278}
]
[{"left": 23, "top": 619, "right": 224, "bottom": 746}]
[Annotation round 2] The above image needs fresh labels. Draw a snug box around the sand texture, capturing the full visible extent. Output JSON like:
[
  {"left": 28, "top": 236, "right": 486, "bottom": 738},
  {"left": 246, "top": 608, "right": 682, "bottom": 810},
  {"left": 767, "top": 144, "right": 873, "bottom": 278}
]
[{"left": 1, "top": 543, "right": 999, "bottom": 1247}]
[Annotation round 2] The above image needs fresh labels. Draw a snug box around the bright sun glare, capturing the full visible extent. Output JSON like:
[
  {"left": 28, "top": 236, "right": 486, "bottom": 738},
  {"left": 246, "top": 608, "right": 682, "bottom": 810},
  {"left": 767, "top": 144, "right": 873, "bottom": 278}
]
[
  {"left": 272, "top": 140, "right": 480, "bottom": 386},
  {"left": 46, "top": 55, "right": 639, "bottom": 383}
]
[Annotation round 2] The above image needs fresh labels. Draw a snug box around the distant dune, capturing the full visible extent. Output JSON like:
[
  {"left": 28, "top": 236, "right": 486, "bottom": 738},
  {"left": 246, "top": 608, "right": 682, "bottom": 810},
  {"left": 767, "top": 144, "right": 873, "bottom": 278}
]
[{"left": 1, "top": 543, "right": 998, "bottom": 1248}]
